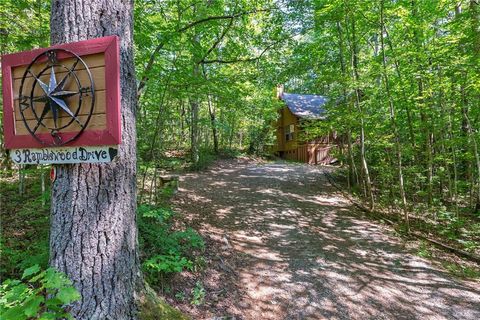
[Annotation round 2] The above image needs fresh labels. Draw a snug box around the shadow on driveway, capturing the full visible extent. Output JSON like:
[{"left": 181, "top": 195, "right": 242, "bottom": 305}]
[{"left": 174, "top": 160, "right": 480, "bottom": 320}]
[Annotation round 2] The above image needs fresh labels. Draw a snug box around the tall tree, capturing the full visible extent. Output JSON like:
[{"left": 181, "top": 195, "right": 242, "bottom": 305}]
[
  {"left": 380, "top": 0, "right": 408, "bottom": 227},
  {"left": 49, "top": 0, "right": 140, "bottom": 318}
]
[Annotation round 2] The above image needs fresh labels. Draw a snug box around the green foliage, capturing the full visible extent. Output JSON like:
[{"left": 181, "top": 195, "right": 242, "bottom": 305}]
[
  {"left": 144, "top": 254, "right": 193, "bottom": 274},
  {"left": 138, "top": 205, "right": 205, "bottom": 286},
  {"left": 190, "top": 148, "right": 217, "bottom": 171},
  {"left": 293, "top": 0, "right": 480, "bottom": 253},
  {"left": 0, "top": 169, "right": 50, "bottom": 280},
  {"left": 417, "top": 241, "right": 432, "bottom": 259},
  {"left": 133, "top": 0, "right": 288, "bottom": 170},
  {"left": 0, "top": 0, "right": 50, "bottom": 54},
  {"left": 442, "top": 263, "right": 480, "bottom": 279},
  {"left": 138, "top": 204, "right": 175, "bottom": 223},
  {"left": 0, "top": 265, "right": 80, "bottom": 320},
  {"left": 174, "top": 291, "right": 186, "bottom": 302},
  {"left": 190, "top": 281, "right": 205, "bottom": 306}
]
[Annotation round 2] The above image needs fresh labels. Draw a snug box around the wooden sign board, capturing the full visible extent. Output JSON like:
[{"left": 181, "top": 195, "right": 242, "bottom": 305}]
[
  {"left": 10, "top": 146, "right": 118, "bottom": 165},
  {"left": 1, "top": 36, "right": 121, "bottom": 153}
]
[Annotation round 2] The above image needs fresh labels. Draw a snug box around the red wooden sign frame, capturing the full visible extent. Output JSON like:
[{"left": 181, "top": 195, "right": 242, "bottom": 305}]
[{"left": 1, "top": 36, "right": 121, "bottom": 149}]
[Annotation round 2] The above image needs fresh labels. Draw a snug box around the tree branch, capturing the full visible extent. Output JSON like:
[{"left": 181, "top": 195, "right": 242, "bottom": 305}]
[
  {"left": 198, "top": 18, "right": 235, "bottom": 64},
  {"left": 178, "top": 8, "right": 271, "bottom": 32},
  {"left": 136, "top": 7, "right": 274, "bottom": 101},
  {"left": 201, "top": 39, "right": 281, "bottom": 65},
  {"left": 137, "top": 42, "right": 165, "bottom": 100}
]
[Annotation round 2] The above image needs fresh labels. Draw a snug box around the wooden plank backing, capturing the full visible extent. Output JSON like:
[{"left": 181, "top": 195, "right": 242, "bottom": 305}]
[
  {"left": 14, "top": 90, "right": 106, "bottom": 121},
  {"left": 15, "top": 114, "right": 107, "bottom": 135},
  {"left": 13, "top": 66, "right": 106, "bottom": 98},
  {"left": 12, "top": 53, "right": 105, "bottom": 79}
]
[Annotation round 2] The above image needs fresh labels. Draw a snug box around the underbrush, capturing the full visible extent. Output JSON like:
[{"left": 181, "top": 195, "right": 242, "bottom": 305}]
[
  {"left": 1, "top": 166, "right": 208, "bottom": 317},
  {"left": 138, "top": 204, "right": 205, "bottom": 289},
  {"left": 139, "top": 147, "right": 246, "bottom": 175},
  {"left": 0, "top": 265, "right": 81, "bottom": 319},
  {"left": 0, "top": 168, "right": 50, "bottom": 280},
  {"left": 329, "top": 168, "right": 480, "bottom": 278},
  {"left": 1, "top": 168, "right": 82, "bottom": 319}
]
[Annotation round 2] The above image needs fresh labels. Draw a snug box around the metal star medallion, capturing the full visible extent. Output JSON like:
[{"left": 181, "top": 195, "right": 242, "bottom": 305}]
[
  {"left": 31, "top": 66, "right": 82, "bottom": 130},
  {"left": 18, "top": 48, "right": 95, "bottom": 146}
]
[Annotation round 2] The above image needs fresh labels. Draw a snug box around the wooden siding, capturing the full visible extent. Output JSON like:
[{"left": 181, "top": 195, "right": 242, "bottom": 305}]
[
  {"left": 276, "top": 106, "right": 298, "bottom": 151},
  {"left": 274, "top": 106, "right": 337, "bottom": 165}
]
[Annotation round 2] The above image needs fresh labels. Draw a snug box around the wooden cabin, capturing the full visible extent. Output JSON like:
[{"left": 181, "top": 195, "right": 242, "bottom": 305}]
[{"left": 273, "top": 86, "right": 337, "bottom": 165}]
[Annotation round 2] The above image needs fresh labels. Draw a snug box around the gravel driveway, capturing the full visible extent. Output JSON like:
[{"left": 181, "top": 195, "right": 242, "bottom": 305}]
[{"left": 173, "top": 159, "right": 480, "bottom": 320}]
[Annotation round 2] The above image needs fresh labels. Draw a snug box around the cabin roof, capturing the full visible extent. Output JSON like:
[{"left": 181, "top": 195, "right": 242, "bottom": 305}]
[{"left": 281, "top": 93, "right": 328, "bottom": 119}]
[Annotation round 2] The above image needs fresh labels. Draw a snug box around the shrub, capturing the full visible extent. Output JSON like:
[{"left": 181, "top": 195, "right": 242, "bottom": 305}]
[
  {"left": 138, "top": 205, "right": 205, "bottom": 287},
  {"left": 0, "top": 265, "right": 80, "bottom": 320}
]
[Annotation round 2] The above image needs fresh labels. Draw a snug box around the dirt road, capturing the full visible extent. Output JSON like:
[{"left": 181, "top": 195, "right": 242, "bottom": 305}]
[{"left": 173, "top": 160, "right": 480, "bottom": 320}]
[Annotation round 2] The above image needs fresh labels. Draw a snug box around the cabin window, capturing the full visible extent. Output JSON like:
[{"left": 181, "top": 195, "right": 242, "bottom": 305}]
[{"left": 285, "top": 124, "right": 295, "bottom": 141}]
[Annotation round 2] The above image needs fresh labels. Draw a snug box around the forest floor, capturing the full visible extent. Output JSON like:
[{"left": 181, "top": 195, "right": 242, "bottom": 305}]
[{"left": 169, "top": 158, "right": 480, "bottom": 320}]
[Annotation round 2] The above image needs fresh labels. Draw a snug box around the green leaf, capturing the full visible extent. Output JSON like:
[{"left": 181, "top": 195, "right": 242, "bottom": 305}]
[
  {"left": 42, "top": 269, "right": 68, "bottom": 289},
  {"left": 56, "top": 287, "right": 81, "bottom": 304},
  {"left": 1, "top": 306, "right": 28, "bottom": 320},
  {"left": 23, "top": 295, "right": 44, "bottom": 317},
  {"left": 22, "top": 265, "right": 40, "bottom": 279},
  {"left": 44, "top": 297, "right": 63, "bottom": 311},
  {"left": 38, "top": 312, "right": 58, "bottom": 320}
]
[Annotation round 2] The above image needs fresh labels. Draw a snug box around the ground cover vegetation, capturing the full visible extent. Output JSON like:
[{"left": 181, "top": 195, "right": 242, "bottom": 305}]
[{"left": 1, "top": 0, "right": 479, "bottom": 318}]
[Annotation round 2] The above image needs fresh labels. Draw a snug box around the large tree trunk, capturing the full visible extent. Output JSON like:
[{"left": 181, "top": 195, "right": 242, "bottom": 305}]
[{"left": 49, "top": 1, "right": 141, "bottom": 319}]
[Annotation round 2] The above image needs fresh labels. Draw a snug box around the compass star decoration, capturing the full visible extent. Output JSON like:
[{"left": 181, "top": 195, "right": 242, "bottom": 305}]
[{"left": 30, "top": 67, "right": 83, "bottom": 132}]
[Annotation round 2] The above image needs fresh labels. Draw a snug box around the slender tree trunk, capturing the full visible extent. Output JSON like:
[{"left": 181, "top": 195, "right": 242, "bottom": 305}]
[
  {"left": 380, "top": 0, "right": 408, "bottom": 228},
  {"left": 139, "top": 79, "right": 172, "bottom": 202},
  {"left": 49, "top": 1, "right": 141, "bottom": 319},
  {"left": 469, "top": 0, "right": 480, "bottom": 211},
  {"left": 471, "top": 0, "right": 480, "bottom": 58},
  {"left": 336, "top": 21, "right": 359, "bottom": 188},
  {"left": 201, "top": 66, "right": 219, "bottom": 154},
  {"left": 350, "top": 15, "right": 374, "bottom": 209},
  {"left": 0, "top": 26, "right": 8, "bottom": 172},
  {"left": 449, "top": 119, "right": 459, "bottom": 214},
  {"left": 190, "top": 82, "right": 200, "bottom": 166},
  {"left": 346, "top": 130, "right": 359, "bottom": 186},
  {"left": 460, "top": 81, "right": 480, "bottom": 211},
  {"left": 207, "top": 95, "right": 219, "bottom": 154},
  {"left": 384, "top": 28, "right": 416, "bottom": 150},
  {"left": 190, "top": 98, "right": 200, "bottom": 165},
  {"left": 190, "top": 30, "right": 201, "bottom": 167},
  {"left": 417, "top": 85, "right": 432, "bottom": 207},
  {"left": 182, "top": 101, "right": 188, "bottom": 147},
  {"left": 229, "top": 119, "right": 236, "bottom": 149},
  {"left": 410, "top": 0, "right": 434, "bottom": 207},
  {"left": 41, "top": 167, "right": 46, "bottom": 207}
]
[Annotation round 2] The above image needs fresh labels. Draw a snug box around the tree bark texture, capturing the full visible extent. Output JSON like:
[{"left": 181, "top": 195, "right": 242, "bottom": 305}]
[
  {"left": 190, "top": 62, "right": 200, "bottom": 167},
  {"left": 49, "top": 1, "right": 140, "bottom": 319},
  {"left": 207, "top": 94, "right": 219, "bottom": 154}
]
